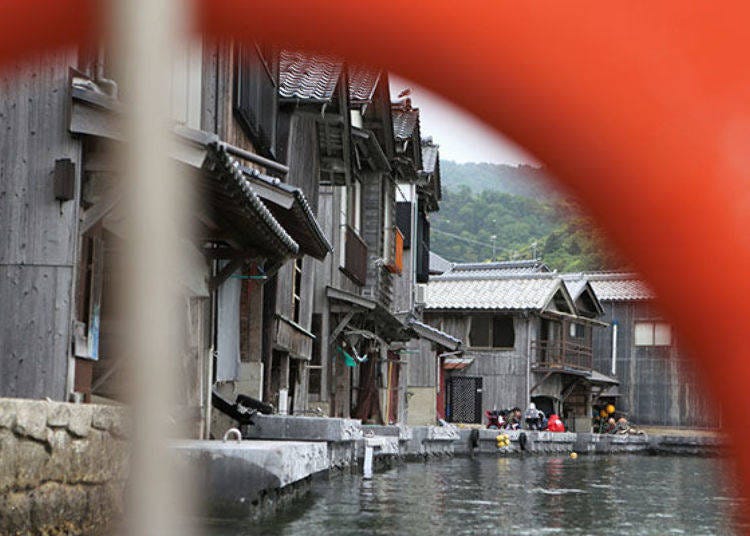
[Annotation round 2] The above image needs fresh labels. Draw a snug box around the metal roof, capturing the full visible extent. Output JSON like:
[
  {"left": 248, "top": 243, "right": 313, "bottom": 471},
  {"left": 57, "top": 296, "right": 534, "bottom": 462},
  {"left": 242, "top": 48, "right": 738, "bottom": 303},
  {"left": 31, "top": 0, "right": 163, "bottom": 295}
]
[
  {"left": 348, "top": 65, "right": 381, "bottom": 103},
  {"left": 585, "top": 272, "right": 655, "bottom": 301},
  {"left": 279, "top": 50, "right": 343, "bottom": 101},
  {"left": 425, "top": 273, "right": 567, "bottom": 311},
  {"left": 438, "top": 259, "right": 551, "bottom": 279}
]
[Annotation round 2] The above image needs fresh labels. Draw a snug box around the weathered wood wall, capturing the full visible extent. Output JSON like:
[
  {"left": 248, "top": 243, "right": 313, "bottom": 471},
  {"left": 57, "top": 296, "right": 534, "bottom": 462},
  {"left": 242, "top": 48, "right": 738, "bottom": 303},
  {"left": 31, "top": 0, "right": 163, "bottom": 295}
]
[
  {"left": 360, "top": 170, "right": 394, "bottom": 308},
  {"left": 0, "top": 52, "right": 82, "bottom": 400},
  {"left": 407, "top": 338, "right": 437, "bottom": 388},
  {"left": 591, "top": 300, "right": 711, "bottom": 427},
  {"left": 425, "top": 313, "right": 531, "bottom": 412}
]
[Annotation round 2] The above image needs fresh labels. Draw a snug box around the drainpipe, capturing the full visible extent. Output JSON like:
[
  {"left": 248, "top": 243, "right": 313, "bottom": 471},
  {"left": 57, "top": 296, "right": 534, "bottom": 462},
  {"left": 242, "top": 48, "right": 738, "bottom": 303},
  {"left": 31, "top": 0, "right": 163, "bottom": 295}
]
[{"left": 611, "top": 321, "right": 618, "bottom": 375}]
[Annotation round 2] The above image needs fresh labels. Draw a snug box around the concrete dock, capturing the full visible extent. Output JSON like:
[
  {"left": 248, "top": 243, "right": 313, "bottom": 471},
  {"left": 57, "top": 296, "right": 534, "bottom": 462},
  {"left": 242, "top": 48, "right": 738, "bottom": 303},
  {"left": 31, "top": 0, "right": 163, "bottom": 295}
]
[{"left": 170, "top": 417, "right": 725, "bottom": 520}]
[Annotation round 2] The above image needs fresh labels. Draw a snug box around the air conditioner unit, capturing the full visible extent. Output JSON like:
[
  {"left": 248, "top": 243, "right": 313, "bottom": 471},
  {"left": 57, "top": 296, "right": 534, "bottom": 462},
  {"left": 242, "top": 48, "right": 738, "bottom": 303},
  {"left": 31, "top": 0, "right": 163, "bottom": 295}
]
[{"left": 415, "top": 284, "right": 427, "bottom": 305}]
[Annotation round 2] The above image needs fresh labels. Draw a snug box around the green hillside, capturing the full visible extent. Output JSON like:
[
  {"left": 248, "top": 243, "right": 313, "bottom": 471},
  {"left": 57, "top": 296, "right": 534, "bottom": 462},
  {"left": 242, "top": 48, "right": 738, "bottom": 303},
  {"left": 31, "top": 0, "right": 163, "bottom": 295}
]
[
  {"left": 432, "top": 162, "right": 620, "bottom": 271},
  {"left": 440, "top": 161, "right": 561, "bottom": 201}
]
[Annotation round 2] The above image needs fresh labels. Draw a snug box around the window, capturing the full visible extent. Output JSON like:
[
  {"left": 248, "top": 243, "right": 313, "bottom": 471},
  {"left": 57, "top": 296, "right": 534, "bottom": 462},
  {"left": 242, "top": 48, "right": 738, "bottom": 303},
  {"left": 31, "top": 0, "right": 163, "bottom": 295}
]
[
  {"left": 634, "top": 321, "right": 672, "bottom": 346},
  {"left": 469, "top": 317, "right": 490, "bottom": 347},
  {"left": 234, "top": 43, "right": 278, "bottom": 157},
  {"left": 569, "top": 322, "right": 585, "bottom": 339},
  {"left": 469, "top": 315, "right": 515, "bottom": 348},
  {"left": 291, "top": 258, "right": 303, "bottom": 323},
  {"left": 492, "top": 316, "right": 515, "bottom": 347}
]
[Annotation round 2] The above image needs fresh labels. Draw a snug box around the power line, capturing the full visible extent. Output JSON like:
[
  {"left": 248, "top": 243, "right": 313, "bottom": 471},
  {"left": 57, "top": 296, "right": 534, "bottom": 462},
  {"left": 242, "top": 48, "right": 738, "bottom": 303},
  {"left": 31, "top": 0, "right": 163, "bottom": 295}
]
[
  {"left": 431, "top": 228, "right": 495, "bottom": 249},
  {"left": 432, "top": 227, "right": 543, "bottom": 261}
]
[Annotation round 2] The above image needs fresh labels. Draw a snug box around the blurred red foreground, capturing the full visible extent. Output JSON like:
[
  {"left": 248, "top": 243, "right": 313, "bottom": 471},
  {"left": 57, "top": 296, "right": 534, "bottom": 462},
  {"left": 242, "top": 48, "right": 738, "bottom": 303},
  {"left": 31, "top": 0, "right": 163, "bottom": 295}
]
[{"left": 4, "top": 0, "right": 750, "bottom": 505}]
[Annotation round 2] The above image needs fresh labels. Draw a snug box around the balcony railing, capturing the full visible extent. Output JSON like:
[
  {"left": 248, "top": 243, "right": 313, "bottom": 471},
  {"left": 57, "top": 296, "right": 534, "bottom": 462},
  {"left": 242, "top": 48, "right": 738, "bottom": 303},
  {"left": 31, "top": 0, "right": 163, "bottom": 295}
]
[
  {"left": 530, "top": 339, "right": 593, "bottom": 371},
  {"left": 343, "top": 225, "right": 368, "bottom": 286}
]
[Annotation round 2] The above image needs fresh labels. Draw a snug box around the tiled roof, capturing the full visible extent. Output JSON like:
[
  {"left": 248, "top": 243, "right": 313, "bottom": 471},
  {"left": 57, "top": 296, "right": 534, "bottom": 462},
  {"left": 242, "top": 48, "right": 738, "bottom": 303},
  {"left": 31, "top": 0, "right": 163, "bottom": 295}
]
[
  {"left": 421, "top": 137, "right": 439, "bottom": 174},
  {"left": 439, "top": 259, "right": 550, "bottom": 279},
  {"left": 348, "top": 65, "right": 380, "bottom": 103},
  {"left": 409, "top": 319, "right": 462, "bottom": 350},
  {"left": 279, "top": 50, "right": 343, "bottom": 101},
  {"left": 429, "top": 251, "right": 454, "bottom": 275},
  {"left": 425, "top": 273, "right": 563, "bottom": 311},
  {"left": 392, "top": 101, "right": 419, "bottom": 139},
  {"left": 560, "top": 274, "right": 589, "bottom": 300},
  {"left": 208, "top": 144, "right": 299, "bottom": 256},
  {"left": 242, "top": 167, "right": 333, "bottom": 259},
  {"left": 586, "top": 272, "right": 655, "bottom": 301}
]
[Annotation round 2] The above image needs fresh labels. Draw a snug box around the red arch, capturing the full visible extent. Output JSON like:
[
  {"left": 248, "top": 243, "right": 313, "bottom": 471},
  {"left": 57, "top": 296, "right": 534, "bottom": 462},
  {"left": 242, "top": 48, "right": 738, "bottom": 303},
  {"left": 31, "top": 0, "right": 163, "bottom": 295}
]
[{"left": 4, "top": 0, "right": 749, "bottom": 493}]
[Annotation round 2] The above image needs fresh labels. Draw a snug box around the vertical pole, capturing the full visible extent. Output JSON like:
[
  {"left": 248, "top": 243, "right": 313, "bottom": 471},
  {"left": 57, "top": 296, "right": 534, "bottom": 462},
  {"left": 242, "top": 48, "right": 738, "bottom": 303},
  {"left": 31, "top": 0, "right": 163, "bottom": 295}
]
[
  {"left": 363, "top": 443, "right": 374, "bottom": 479},
  {"left": 611, "top": 322, "right": 618, "bottom": 375},
  {"left": 113, "top": 0, "right": 193, "bottom": 532}
]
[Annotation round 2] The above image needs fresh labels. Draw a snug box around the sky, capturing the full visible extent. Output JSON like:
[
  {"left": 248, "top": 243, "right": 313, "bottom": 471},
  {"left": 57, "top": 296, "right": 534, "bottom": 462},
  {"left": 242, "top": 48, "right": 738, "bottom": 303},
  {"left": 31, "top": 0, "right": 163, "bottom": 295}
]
[{"left": 389, "top": 75, "right": 537, "bottom": 166}]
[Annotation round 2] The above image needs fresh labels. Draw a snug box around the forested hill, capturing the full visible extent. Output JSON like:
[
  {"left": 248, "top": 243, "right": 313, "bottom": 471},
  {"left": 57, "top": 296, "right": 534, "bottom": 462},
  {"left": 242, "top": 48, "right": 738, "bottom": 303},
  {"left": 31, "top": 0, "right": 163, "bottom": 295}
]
[
  {"left": 432, "top": 161, "right": 621, "bottom": 272},
  {"left": 440, "top": 161, "right": 561, "bottom": 201}
]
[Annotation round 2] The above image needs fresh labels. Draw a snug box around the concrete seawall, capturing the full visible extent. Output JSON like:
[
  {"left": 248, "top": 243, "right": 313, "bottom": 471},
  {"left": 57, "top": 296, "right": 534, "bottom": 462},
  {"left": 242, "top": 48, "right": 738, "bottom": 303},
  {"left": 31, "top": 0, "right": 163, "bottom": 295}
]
[
  {"left": 453, "top": 428, "right": 724, "bottom": 457},
  {"left": 0, "top": 399, "right": 727, "bottom": 531}
]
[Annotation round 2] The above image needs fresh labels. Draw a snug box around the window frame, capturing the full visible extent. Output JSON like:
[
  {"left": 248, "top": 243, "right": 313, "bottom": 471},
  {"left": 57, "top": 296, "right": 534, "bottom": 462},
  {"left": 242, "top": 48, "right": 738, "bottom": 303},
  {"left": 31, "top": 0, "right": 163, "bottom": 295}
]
[
  {"left": 634, "top": 320, "right": 672, "bottom": 347},
  {"left": 468, "top": 314, "right": 516, "bottom": 349}
]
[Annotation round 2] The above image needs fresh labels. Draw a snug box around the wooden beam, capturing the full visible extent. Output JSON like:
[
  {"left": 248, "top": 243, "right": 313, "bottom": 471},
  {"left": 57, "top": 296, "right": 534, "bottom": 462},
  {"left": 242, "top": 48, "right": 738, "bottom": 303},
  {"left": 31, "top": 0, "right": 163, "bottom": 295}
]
[
  {"left": 208, "top": 257, "right": 245, "bottom": 291},
  {"left": 80, "top": 188, "right": 122, "bottom": 234},
  {"left": 330, "top": 310, "right": 356, "bottom": 344},
  {"left": 529, "top": 371, "right": 553, "bottom": 395}
]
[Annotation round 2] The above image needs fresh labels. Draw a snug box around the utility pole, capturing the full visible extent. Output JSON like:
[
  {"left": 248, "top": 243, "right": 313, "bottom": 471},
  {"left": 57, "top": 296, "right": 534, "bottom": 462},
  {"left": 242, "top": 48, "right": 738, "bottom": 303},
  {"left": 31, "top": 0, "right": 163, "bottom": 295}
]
[{"left": 490, "top": 235, "right": 497, "bottom": 260}]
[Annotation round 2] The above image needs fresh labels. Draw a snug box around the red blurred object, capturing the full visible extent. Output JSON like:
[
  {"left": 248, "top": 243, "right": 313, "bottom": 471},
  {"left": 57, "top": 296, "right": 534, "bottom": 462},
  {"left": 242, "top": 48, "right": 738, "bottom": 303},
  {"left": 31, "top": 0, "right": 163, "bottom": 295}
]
[
  {"left": 547, "top": 414, "right": 565, "bottom": 433},
  {"left": 4, "top": 0, "right": 750, "bottom": 503}
]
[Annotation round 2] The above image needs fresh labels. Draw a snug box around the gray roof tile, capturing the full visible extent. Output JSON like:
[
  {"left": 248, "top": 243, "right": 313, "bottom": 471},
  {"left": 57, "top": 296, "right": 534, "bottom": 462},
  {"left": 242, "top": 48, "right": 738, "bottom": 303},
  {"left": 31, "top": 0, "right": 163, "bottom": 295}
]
[
  {"left": 421, "top": 137, "right": 439, "bottom": 174},
  {"left": 425, "top": 273, "right": 562, "bottom": 311},
  {"left": 586, "top": 272, "right": 655, "bottom": 301},
  {"left": 392, "top": 101, "right": 419, "bottom": 139},
  {"left": 348, "top": 65, "right": 380, "bottom": 103},
  {"left": 429, "top": 251, "right": 454, "bottom": 274},
  {"left": 409, "top": 319, "right": 462, "bottom": 349},
  {"left": 440, "top": 260, "right": 550, "bottom": 279},
  {"left": 279, "top": 50, "right": 343, "bottom": 101}
]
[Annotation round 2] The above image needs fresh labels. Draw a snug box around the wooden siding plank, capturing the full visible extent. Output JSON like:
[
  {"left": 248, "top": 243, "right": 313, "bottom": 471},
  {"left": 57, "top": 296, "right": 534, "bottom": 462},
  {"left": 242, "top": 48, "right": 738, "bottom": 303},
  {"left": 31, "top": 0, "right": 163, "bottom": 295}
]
[
  {"left": 0, "top": 265, "right": 72, "bottom": 399},
  {"left": 0, "top": 52, "right": 82, "bottom": 399}
]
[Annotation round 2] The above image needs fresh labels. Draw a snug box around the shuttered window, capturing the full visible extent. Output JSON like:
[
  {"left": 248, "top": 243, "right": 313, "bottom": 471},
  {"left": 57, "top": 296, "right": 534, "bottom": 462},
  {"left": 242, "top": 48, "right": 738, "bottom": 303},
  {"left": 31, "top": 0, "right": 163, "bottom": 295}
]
[{"left": 234, "top": 43, "right": 278, "bottom": 157}]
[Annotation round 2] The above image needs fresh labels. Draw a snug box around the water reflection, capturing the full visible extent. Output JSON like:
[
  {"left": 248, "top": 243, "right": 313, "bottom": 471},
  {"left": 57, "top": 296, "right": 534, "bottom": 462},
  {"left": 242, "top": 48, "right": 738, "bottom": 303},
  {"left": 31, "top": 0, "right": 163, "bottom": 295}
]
[{"left": 211, "top": 456, "right": 748, "bottom": 535}]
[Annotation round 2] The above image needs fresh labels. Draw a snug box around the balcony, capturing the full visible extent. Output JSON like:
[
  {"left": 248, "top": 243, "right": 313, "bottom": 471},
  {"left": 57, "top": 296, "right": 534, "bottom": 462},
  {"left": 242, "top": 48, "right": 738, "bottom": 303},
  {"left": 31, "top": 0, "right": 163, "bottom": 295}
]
[
  {"left": 530, "top": 340, "right": 593, "bottom": 371},
  {"left": 343, "top": 225, "right": 368, "bottom": 286}
]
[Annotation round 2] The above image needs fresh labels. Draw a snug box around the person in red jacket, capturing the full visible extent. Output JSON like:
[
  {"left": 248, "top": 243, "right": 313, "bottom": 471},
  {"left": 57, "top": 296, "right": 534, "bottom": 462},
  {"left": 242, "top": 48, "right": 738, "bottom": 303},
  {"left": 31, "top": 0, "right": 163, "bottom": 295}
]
[{"left": 546, "top": 413, "right": 565, "bottom": 432}]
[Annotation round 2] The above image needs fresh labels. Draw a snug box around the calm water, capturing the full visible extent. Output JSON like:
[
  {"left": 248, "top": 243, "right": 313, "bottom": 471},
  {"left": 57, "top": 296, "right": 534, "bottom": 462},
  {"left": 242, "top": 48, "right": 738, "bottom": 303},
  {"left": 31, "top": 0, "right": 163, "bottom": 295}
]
[{"left": 211, "top": 456, "right": 748, "bottom": 535}]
